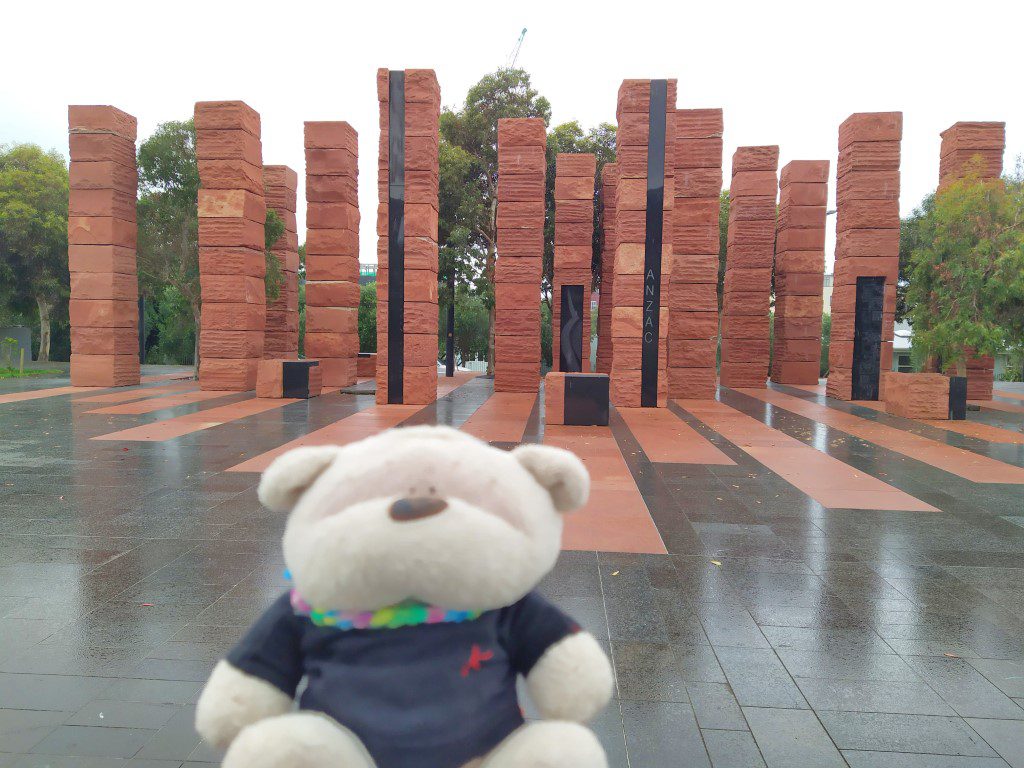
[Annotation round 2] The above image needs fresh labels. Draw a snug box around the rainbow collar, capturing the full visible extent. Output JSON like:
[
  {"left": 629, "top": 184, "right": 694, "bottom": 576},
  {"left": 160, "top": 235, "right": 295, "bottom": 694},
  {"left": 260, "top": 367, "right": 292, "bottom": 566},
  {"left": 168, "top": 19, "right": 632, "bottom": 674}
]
[{"left": 289, "top": 589, "right": 482, "bottom": 631}]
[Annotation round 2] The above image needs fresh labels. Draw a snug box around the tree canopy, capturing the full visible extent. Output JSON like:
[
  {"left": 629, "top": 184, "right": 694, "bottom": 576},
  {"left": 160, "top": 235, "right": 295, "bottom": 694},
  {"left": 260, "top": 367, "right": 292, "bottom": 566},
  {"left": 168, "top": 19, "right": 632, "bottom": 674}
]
[
  {"left": 905, "top": 165, "right": 1024, "bottom": 373},
  {"left": 0, "top": 143, "right": 69, "bottom": 361}
]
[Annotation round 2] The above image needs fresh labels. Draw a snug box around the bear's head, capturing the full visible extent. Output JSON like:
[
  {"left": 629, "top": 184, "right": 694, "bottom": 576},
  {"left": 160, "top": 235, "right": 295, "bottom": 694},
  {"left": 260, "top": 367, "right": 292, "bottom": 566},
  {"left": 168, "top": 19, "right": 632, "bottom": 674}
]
[{"left": 258, "top": 425, "right": 589, "bottom": 613}]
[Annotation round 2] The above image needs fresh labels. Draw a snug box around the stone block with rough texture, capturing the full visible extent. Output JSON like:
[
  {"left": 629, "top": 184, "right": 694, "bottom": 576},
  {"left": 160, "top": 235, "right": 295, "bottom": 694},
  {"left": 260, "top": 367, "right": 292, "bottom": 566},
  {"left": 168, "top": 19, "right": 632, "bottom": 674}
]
[
  {"left": 196, "top": 100, "right": 265, "bottom": 391},
  {"left": 376, "top": 69, "right": 440, "bottom": 405},
  {"left": 828, "top": 113, "right": 901, "bottom": 401},
  {"left": 68, "top": 105, "right": 140, "bottom": 387},
  {"left": 305, "top": 122, "right": 359, "bottom": 388},
  {"left": 668, "top": 109, "right": 723, "bottom": 399},
  {"left": 772, "top": 160, "right": 828, "bottom": 385},
  {"left": 610, "top": 79, "right": 676, "bottom": 407},
  {"left": 720, "top": 146, "right": 777, "bottom": 389}
]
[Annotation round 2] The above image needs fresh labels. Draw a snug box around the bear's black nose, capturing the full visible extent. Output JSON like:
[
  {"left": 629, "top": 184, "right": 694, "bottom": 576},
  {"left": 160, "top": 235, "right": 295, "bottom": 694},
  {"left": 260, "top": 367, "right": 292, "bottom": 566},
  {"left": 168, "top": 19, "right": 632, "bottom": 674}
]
[{"left": 389, "top": 497, "right": 448, "bottom": 521}]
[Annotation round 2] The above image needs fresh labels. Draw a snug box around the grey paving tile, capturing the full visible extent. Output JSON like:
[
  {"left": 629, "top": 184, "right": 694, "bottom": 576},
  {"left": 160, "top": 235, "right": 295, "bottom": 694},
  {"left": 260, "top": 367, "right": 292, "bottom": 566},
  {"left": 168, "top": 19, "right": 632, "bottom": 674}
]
[
  {"left": 964, "top": 719, "right": 1024, "bottom": 768},
  {"left": 817, "top": 711, "right": 998, "bottom": 757},
  {"left": 777, "top": 648, "right": 922, "bottom": 681},
  {"left": 0, "top": 709, "right": 69, "bottom": 752},
  {"left": 611, "top": 641, "right": 687, "bottom": 702},
  {"left": 842, "top": 751, "right": 1011, "bottom": 767},
  {"left": 904, "top": 656, "right": 1024, "bottom": 719},
  {"left": 67, "top": 700, "right": 182, "bottom": 729},
  {"left": 795, "top": 678, "right": 956, "bottom": 715},
  {"left": 702, "top": 728, "right": 767, "bottom": 768},
  {"left": 743, "top": 707, "right": 845, "bottom": 767},
  {"left": 29, "top": 725, "right": 156, "bottom": 757},
  {"left": 620, "top": 699, "right": 711, "bottom": 768},
  {"left": 967, "top": 658, "right": 1024, "bottom": 698},
  {"left": 0, "top": 674, "right": 115, "bottom": 711},
  {"left": 687, "top": 682, "right": 746, "bottom": 730}
]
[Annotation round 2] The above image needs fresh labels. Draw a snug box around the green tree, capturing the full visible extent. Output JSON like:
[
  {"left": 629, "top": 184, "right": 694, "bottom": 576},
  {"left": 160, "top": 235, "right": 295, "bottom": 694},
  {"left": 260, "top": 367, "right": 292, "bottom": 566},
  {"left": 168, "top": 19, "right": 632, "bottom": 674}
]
[
  {"left": 544, "top": 120, "right": 616, "bottom": 301},
  {"left": 136, "top": 120, "right": 201, "bottom": 367},
  {"left": 439, "top": 68, "right": 551, "bottom": 374},
  {"left": 906, "top": 166, "right": 1024, "bottom": 375},
  {"left": 820, "top": 313, "right": 831, "bottom": 377},
  {"left": 449, "top": 287, "right": 490, "bottom": 365},
  {"left": 0, "top": 144, "right": 69, "bottom": 361},
  {"left": 717, "top": 189, "right": 729, "bottom": 310},
  {"left": 358, "top": 281, "right": 377, "bottom": 353},
  {"left": 137, "top": 120, "right": 285, "bottom": 368},
  {"left": 898, "top": 193, "right": 934, "bottom": 322}
]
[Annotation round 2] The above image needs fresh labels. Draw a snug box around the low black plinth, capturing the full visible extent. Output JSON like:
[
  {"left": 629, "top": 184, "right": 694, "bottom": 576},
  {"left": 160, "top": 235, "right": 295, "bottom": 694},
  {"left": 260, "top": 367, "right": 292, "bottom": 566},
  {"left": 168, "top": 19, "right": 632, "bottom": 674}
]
[{"left": 545, "top": 372, "right": 610, "bottom": 426}]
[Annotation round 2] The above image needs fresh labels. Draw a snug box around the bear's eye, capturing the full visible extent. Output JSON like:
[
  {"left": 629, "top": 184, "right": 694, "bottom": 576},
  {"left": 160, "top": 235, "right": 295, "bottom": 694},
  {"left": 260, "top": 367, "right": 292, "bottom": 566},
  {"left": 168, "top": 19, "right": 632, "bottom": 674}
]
[{"left": 428, "top": 486, "right": 436, "bottom": 495}]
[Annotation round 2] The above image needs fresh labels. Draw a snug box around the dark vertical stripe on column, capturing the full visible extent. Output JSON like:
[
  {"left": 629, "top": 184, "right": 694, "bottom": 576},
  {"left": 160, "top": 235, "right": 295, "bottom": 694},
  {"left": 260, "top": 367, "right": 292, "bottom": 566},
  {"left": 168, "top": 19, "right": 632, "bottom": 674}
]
[
  {"left": 387, "top": 71, "right": 405, "bottom": 403},
  {"left": 641, "top": 79, "right": 667, "bottom": 407}
]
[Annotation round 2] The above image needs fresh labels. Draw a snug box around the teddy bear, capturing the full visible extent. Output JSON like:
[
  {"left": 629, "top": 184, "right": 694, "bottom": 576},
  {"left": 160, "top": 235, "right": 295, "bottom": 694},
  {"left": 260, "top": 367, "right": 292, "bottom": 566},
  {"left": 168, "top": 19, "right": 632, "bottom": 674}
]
[{"left": 195, "top": 425, "right": 614, "bottom": 768}]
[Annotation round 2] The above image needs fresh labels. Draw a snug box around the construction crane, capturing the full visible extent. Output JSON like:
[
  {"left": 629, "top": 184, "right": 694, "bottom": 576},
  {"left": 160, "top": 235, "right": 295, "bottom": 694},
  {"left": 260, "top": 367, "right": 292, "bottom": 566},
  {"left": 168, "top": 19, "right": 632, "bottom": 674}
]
[{"left": 507, "top": 28, "right": 527, "bottom": 68}]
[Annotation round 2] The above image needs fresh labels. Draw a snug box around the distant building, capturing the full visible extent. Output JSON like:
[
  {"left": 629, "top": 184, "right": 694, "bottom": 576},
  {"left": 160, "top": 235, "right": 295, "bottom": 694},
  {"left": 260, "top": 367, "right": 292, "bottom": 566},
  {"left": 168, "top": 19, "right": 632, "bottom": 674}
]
[
  {"left": 822, "top": 273, "right": 833, "bottom": 314},
  {"left": 359, "top": 263, "right": 377, "bottom": 285}
]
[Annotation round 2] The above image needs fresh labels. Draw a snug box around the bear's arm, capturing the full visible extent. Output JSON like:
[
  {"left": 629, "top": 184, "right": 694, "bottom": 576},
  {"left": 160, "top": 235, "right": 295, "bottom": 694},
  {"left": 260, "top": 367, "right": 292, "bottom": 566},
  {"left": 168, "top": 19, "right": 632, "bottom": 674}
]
[
  {"left": 195, "top": 592, "right": 304, "bottom": 748},
  {"left": 500, "top": 592, "right": 614, "bottom": 723}
]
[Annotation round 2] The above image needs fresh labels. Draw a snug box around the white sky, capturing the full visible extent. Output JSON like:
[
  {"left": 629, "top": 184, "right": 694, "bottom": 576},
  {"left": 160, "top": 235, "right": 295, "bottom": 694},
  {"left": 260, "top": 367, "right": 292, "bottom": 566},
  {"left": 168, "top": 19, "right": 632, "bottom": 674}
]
[{"left": 3, "top": 0, "right": 1022, "bottom": 273}]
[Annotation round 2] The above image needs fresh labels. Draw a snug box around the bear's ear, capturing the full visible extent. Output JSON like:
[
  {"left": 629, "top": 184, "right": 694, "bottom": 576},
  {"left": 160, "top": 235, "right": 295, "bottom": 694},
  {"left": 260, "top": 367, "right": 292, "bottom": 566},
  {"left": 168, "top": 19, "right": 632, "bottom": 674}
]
[
  {"left": 512, "top": 444, "right": 590, "bottom": 512},
  {"left": 258, "top": 446, "right": 339, "bottom": 513}
]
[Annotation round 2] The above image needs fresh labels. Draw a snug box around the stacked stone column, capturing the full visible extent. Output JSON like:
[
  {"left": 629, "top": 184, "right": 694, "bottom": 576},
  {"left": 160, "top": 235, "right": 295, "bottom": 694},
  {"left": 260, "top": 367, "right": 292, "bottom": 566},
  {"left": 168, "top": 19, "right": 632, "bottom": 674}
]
[
  {"left": 771, "top": 160, "right": 828, "bottom": 385},
  {"left": 494, "top": 118, "right": 545, "bottom": 392},
  {"left": 668, "top": 109, "right": 723, "bottom": 398},
  {"left": 720, "top": 146, "right": 778, "bottom": 388},
  {"left": 195, "top": 101, "right": 265, "bottom": 391},
  {"left": 262, "top": 165, "right": 299, "bottom": 359},
  {"left": 304, "top": 122, "right": 360, "bottom": 388},
  {"left": 938, "top": 121, "right": 1006, "bottom": 400},
  {"left": 610, "top": 79, "right": 676, "bottom": 407},
  {"left": 376, "top": 69, "right": 440, "bottom": 405},
  {"left": 595, "top": 162, "right": 619, "bottom": 374},
  {"left": 552, "top": 153, "right": 596, "bottom": 373},
  {"left": 827, "top": 113, "right": 902, "bottom": 401},
  {"left": 67, "top": 106, "right": 140, "bottom": 387}
]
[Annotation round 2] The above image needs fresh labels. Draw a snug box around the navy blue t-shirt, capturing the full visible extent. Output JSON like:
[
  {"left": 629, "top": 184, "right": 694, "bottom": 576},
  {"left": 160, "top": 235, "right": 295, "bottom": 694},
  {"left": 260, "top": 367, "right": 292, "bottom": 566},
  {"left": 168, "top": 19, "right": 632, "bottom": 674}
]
[{"left": 226, "top": 591, "right": 578, "bottom": 768}]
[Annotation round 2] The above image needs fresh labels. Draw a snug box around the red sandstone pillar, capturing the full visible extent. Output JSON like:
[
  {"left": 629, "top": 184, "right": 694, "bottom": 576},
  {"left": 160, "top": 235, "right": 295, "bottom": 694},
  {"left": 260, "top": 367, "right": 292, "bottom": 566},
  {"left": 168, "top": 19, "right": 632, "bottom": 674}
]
[
  {"left": 938, "top": 121, "right": 1006, "bottom": 400},
  {"left": 376, "top": 69, "right": 440, "bottom": 405},
  {"left": 595, "top": 163, "right": 619, "bottom": 375},
  {"left": 827, "top": 113, "right": 902, "bottom": 401},
  {"left": 304, "top": 123, "right": 360, "bottom": 388},
  {"left": 772, "top": 160, "right": 828, "bottom": 385},
  {"left": 668, "top": 109, "right": 723, "bottom": 398},
  {"left": 610, "top": 79, "right": 676, "bottom": 407},
  {"left": 195, "top": 101, "right": 266, "bottom": 391},
  {"left": 494, "top": 118, "right": 545, "bottom": 392},
  {"left": 263, "top": 165, "right": 299, "bottom": 359},
  {"left": 553, "top": 153, "right": 596, "bottom": 373},
  {"left": 720, "top": 146, "right": 778, "bottom": 388},
  {"left": 67, "top": 106, "right": 140, "bottom": 387}
]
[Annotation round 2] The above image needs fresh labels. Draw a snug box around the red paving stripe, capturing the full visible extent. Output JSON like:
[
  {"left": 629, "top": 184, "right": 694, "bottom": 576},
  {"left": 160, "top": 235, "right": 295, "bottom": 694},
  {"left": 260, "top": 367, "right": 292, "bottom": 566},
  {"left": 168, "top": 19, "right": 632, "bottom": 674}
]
[
  {"left": 995, "top": 390, "right": 1024, "bottom": 401},
  {"left": 76, "top": 381, "right": 197, "bottom": 404},
  {"left": 227, "top": 404, "right": 420, "bottom": 472},
  {"left": 460, "top": 392, "right": 537, "bottom": 443},
  {"left": 617, "top": 406, "right": 735, "bottom": 465},
  {"left": 545, "top": 425, "right": 667, "bottom": 554},
  {"left": 679, "top": 399, "right": 937, "bottom": 512},
  {"left": 850, "top": 399, "right": 1024, "bottom": 445},
  {"left": 228, "top": 373, "right": 478, "bottom": 473},
  {"left": 743, "top": 388, "right": 1024, "bottom": 484},
  {"left": 92, "top": 397, "right": 298, "bottom": 442},
  {"left": 0, "top": 385, "right": 105, "bottom": 405},
  {"left": 86, "top": 389, "right": 236, "bottom": 415}
]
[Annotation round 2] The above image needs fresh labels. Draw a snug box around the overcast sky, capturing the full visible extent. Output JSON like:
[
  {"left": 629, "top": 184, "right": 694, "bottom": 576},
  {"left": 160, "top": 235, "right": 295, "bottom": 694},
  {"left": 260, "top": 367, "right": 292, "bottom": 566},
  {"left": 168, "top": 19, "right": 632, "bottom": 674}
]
[{"left": 3, "top": 0, "right": 1021, "bottom": 272}]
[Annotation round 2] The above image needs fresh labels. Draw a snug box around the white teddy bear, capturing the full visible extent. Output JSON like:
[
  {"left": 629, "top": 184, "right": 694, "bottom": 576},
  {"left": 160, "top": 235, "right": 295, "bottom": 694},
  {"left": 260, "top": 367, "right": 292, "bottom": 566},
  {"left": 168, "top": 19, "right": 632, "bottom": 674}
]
[{"left": 195, "top": 425, "right": 614, "bottom": 768}]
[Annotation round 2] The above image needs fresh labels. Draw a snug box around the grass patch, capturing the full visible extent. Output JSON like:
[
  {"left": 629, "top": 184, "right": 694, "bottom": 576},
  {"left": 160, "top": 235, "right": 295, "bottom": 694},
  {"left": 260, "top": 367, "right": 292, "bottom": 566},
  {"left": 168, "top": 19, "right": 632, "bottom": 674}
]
[{"left": 0, "top": 367, "right": 63, "bottom": 379}]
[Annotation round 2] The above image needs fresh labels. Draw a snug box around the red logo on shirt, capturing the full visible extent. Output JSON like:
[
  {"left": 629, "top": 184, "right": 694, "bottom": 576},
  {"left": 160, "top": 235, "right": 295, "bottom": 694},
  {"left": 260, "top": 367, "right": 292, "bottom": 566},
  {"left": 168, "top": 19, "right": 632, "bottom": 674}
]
[{"left": 460, "top": 644, "right": 494, "bottom": 677}]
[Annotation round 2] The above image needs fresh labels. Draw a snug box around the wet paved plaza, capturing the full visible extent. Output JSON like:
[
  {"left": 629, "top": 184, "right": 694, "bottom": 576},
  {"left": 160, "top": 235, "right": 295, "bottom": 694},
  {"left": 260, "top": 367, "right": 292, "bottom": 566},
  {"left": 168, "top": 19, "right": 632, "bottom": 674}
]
[{"left": 2, "top": 367, "right": 1024, "bottom": 766}]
